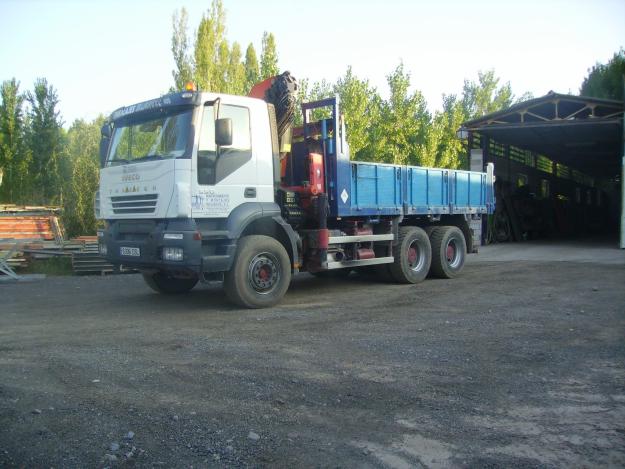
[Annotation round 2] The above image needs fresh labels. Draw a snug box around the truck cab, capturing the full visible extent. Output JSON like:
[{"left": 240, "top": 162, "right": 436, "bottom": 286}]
[{"left": 97, "top": 90, "right": 295, "bottom": 295}]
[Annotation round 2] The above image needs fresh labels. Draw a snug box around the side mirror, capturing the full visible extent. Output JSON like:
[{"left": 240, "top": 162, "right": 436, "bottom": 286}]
[
  {"left": 99, "top": 123, "right": 112, "bottom": 167},
  {"left": 215, "top": 118, "right": 233, "bottom": 147},
  {"left": 101, "top": 123, "right": 111, "bottom": 138}
]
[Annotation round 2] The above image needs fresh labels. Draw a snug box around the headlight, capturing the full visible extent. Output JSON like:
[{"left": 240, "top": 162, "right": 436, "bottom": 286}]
[
  {"left": 99, "top": 243, "right": 107, "bottom": 255},
  {"left": 162, "top": 247, "right": 184, "bottom": 261}
]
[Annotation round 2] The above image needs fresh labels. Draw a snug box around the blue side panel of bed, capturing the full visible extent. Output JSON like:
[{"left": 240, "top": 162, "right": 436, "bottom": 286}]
[{"left": 336, "top": 161, "right": 494, "bottom": 217}]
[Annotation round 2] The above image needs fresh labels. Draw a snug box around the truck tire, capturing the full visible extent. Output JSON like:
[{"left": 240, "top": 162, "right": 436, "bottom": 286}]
[
  {"left": 424, "top": 226, "right": 437, "bottom": 237},
  {"left": 388, "top": 226, "right": 432, "bottom": 284},
  {"left": 223, "top": 235, "right": 291, "bottom": 309},
  {"left": 429, "top": 226, "right": 466, "bottom": 279},
  {"left": 142, "top": 271, "right": 198, "bottom": 294}
]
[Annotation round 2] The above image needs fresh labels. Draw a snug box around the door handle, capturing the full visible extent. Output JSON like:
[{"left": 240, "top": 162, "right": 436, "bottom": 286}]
[{"left": 244, "top": 187, "right": 256, "bottom": 198}]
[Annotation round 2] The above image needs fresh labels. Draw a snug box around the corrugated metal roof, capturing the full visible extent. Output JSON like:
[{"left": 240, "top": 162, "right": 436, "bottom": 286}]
[{"left": 461, "top": 92, "right": 624, "bottom": 178}]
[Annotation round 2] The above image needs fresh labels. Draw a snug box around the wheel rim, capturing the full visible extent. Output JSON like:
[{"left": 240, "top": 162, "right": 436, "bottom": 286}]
[
  {"left": 407, "top": 239, "right": 425, "bottom": 272},
  {"left": 248, "top": 252, "right": 280, "bottom": 294},
  {"left": 445, "top": 238, "right": 462, "bottom": 268}
]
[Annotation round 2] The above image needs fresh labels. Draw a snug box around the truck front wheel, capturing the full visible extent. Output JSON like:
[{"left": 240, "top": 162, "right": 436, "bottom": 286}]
[
  {"left": 142, "top": 271, "right": 198, "bottom": 294},
  {"left": 388, "top": 226, "right": 432, "bottom": 284},
  {"left": 224, "top": 235, "right": 291, "bottom": 308},
  {"left": 429, "top": 226, "right": 466, "bottom": 278}
]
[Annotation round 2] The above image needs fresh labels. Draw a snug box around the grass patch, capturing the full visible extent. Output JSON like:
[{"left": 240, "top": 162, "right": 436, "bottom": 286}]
[{"left": 21, "top": 256, "right": 74, "bottom": 276}]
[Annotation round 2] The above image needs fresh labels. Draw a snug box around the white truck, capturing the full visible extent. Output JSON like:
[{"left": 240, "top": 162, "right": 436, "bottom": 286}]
[{"left": 96, "top": 79, "right": 494, "bottom": 308}]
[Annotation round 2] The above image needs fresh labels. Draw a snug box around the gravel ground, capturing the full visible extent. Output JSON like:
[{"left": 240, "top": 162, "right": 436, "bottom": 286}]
[{"left": 1, "top": 254, "right": 624, "bottom": 468}]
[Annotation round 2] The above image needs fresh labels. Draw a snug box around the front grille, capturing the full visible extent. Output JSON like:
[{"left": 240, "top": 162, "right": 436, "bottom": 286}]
[{"left": 111, "top": 194, "right": 158, "bottom": 214}]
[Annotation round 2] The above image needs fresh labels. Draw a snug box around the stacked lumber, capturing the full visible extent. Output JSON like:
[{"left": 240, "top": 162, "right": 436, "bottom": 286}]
[
  {"left": 0, "top": 205, "right": 65, "bottom": 268},
  {"left": 0, "top": 205, "right": 135, "bottom": 276},
  {"left": 0, "top": 204, "right": 65, "bottom": 242},
  {"left": 0, "top": 204, "right": 62, "bottom": 213},
  {"left": 0, "top": 216, "right": 57, "bottom": 240},
  {"left": 71, "top": 237, "right": 117, "bottom": 275}
]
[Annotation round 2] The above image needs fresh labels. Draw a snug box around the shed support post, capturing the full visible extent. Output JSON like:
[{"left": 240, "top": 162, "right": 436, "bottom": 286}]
[
  {"left": 620, "top": 155, "right": 624, "bottom": 249},
  {"left": 621, "top": 154, "right": 625, "bottom": 249}
]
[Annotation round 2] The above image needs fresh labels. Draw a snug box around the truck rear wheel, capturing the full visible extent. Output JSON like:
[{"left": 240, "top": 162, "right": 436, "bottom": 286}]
[
  {"left": 224, "top": 235, "right": 291, "bottom": 309},
  {"left": 142, "top": 271, "right": 198, "bottom": 294},
  {"left": 429, "top": 226, "right": 466, "bottom": 278},
  {"left": 388, "top": 226, "right": 432, "bottom": 284}
]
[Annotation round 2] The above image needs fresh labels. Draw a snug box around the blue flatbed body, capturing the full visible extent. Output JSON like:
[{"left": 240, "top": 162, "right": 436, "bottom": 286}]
[
  {"left": 326, "top": 159, "right": 495, "bottom": 218},
  {"left": 301, "top": 96, "right": 495, "bottom": 219}
]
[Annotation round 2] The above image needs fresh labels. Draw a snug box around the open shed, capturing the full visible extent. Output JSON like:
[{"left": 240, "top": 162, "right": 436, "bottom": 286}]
[{"left": 461, "top": 92, "right": 624, "bottom": 247}]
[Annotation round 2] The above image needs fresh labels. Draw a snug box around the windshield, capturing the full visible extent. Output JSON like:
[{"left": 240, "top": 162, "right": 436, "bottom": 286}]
[{"left": 107, "top": 109, "right": 193, "bottom": 166}]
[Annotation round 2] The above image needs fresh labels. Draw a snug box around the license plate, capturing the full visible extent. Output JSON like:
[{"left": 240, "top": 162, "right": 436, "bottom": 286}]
[{"left": 120, "top": 246, "right": 140, "bottom": 257}]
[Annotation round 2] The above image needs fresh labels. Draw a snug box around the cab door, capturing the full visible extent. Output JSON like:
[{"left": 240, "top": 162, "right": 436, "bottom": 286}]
[{"left": 191, "top": 99, "right": 258, "bottom": 218}]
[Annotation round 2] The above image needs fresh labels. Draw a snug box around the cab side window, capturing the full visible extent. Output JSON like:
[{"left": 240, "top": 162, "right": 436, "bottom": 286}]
[{"left": 198, "top": 104, "right": 252, "bottom": 185}]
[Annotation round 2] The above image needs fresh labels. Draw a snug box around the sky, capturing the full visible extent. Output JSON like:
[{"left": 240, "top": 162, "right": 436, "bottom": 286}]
[{"left": 0, "top": 0, "right": 623, "bottom": 127}]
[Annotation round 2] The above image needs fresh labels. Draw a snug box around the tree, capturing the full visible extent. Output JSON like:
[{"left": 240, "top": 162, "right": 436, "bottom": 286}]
[
  {"left": 580, "top": 48, "right": 625, "bottom": 101},
  {"left": 227, "top": 42, "right": 246, "bottom": 95},
  {"left": 307, "top": 79, "right": 332, "bottom": 103},
  {"left": 379, "top": 63, "right": 430, "bottom": 166},
  {"left": 460, "top": 70, "right": 513, "bottom": 119},
  {"left": 26, "top": 78, "right": 63, "bottom": 204},
  {"left": 171, "top": 7, "right": 193, "bottom": 91},
  {"left": 216, "top": 39, "right": 230, "bottom": 92},
  {"left": 297, "top": 79, "right": 333, "bottom": 123},
  {"left": 244, "top": 43, "right": 260, "bottom": 92},
  {"left": 292, "top": 77, "right": 309, "bottom": 126},
  {"left": 428, "top": 94, "right": 467, "bottom": 169},
  {"left": 333, "top": 67, "right": 381, "bottom": 159},
  {"left": 170, "top": 2, "right": 281, "bottom": 95},
  {"left": 62, "top": 117, "right": 103, "bottom": 237},
  {"left": 193, "top": 0, "right": 227, "bottom": 91},
  {"left": 260, "top": 32, "right": 279, "bottom": 79},
  {"left": 0, "top": 78, "right": 29, "bottom": 203}
]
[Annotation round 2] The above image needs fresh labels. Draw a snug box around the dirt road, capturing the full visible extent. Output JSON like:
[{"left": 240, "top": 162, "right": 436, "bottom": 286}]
[{"left": 1, "top": 250, "right": 624, "bottom": 467}]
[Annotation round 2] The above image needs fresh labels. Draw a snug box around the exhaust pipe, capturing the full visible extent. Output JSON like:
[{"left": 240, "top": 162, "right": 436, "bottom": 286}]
[{"left": 334, "top": 250, "right": 345, "bottom": 261}]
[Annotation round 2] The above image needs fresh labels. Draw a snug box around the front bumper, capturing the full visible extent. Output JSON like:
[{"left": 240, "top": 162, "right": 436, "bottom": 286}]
[{"left": 100, "top": 219, "right": 202, "bottom": 275}]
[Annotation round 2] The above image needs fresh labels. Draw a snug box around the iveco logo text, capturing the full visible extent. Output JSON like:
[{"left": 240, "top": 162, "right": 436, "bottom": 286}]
[{"left": 122, "top": 174, "right": 140, "bottom": 182}]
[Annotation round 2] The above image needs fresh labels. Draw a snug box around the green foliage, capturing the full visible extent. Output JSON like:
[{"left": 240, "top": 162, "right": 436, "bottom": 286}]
[
  {"left": 171, "top": 1, "right": 277, "bottom": 95},
  {"left": 298, "top": 65, "right": 518, "bottom": 170},
  {"left": 0, "top": 78, "right": 101, "bottom": 237},
  {"left": 380, "top": 63, "right": 431, "bottom": 165},
  {"left": 167, "top": 4, "right": 530, "bottom": 171},
  {"left": 26, "top": 78, "right": 63, "bottom": 204},
  {"left": 22, "top": 255, "right": 73, "bottom": 276},
  {"left": 304, "top": 79, "right": 333, "bottom": 121},
  {"left": 580, "top": 48, "right": 625, "bottom": 101},
  {"left": 226, "top": 42, "right": 246, "bottom": 95},
  {"left": 193, "top": 0, "right": 227, "bottom": 91},
  {"left": 0, "top": 78, "right": 30, "bottom": 203},
  {"left": 260, "top": 32, "right": 279, "bottom": 79},
  {"left": 427, "top": 94, "right": 467, "bottom": 168},
  {"left": 61, "top": 117, "right": 103, "bottom": 237},
  {"left": 171, "top": 7, "right": 193, "bottom": 91},
  {"left": 461, "top": 70, "right": 513, "bottom": 119},
  {"left": 244, "top": 43, "right": 260, "bottom": 92},
  {"left": 333, "top": 67, "right": 376, "bottom": 157}
]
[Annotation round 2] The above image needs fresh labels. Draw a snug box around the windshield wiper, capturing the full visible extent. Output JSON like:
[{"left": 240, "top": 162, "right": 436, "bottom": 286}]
[
  {"left": 132, "top": 154, "right": 166, "bottom": 162},
  {"left": 109, "top": 158, "right": 130, "bottom": 166}
]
